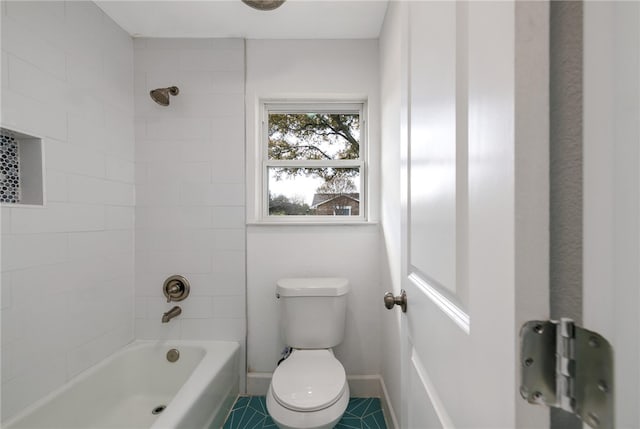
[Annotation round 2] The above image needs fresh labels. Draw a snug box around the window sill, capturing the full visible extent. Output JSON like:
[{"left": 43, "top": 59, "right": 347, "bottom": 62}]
[{"left": 247, "top": 220, "right": 378, "bottom": 227}]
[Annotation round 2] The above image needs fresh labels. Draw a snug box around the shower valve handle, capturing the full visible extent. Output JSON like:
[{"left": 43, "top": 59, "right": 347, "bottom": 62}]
[
  {"left": 163, "top": 275, "right": 190, "bottom": 303},
  {"left": 166, "top": 284, "right": 181, "bottom": 302}
]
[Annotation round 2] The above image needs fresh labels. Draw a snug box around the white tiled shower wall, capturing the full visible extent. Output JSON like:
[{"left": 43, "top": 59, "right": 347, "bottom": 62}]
[
  {"left": 1, "top": 21, "right": 247, "bottom": 421},
  {"left": 1, "top": 1, "right": 135, "bottom": 421},
  {"left": 133, "top": 38, "right": 246, "bottom": 372}
]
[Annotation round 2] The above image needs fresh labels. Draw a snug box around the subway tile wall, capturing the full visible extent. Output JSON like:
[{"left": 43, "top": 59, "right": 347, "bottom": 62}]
[
  {"left": 133, "top": 39, "right": 246, "bottom": 382},
  {"left": 1, "top": 1, "right": 135, "bottom": 422}
]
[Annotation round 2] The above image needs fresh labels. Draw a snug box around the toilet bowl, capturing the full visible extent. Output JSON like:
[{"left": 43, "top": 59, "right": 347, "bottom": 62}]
[
  {"left": 267, "top": 349, "right": 349, "bottom": 429},
  {"left": 267, "top": 278, "right": 350, "bottom": 429}
]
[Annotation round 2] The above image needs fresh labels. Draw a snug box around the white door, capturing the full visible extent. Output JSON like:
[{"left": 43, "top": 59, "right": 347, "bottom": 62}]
[
  {"left": 583, "top": 2, "right": 640, "bottom": 428},
  {"left": 399, "top": 2, "right": 550, "bottom": 427}
]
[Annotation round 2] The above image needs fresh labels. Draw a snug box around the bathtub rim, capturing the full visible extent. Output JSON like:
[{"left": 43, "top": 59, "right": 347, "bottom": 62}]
[
  {"left": 2, "top": 339, "right": 241, "bottom": 429},
  {"left": 151, "top": 339, "right": 240, "bottom": 429}
]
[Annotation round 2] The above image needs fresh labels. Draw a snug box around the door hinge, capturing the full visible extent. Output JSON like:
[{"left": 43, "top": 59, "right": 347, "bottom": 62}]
[{"left": 520, "top": 318, "right": 613, "bottom": 429}]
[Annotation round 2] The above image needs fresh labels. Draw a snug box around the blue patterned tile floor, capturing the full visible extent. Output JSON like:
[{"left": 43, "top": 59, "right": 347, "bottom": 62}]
[{"left": 222, "top": 396, "right": 387, "bottom": 429}]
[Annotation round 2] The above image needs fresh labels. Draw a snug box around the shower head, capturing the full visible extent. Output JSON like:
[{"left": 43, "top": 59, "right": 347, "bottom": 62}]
[
  {"left": 242, "top": 0, "right": 286, "bottom": 11},
  {"left": 150, "top": 86, "right": 179, "bottom": 106}
]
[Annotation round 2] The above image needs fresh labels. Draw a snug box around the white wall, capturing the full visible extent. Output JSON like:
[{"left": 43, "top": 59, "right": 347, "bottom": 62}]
[
  {"left": 245, "top": 40, "right": 382, "bottom": 381},
  {"left": 378, "top": 2, "right": 406, "bottom": 426},
  {"left": 133, "top": 38, "right": 246, "bottom": 383},
  {"left": 0, "top": 1, "right": 134, "bottom": 421}
]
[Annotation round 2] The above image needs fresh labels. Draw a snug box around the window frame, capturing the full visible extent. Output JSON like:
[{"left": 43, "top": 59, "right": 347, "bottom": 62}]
[{"left": 260, "top": 101, "right": 367, "bottom": 223}]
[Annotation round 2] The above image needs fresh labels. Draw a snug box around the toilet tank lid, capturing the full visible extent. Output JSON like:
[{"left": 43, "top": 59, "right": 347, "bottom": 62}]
[{"left": 276, "top": 278, "right": 349, "bottom": 297}]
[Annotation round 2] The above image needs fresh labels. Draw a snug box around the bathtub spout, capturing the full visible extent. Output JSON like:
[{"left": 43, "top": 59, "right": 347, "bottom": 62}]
[{"left": 162, "top": 306, "right": 182, "bottom": 323}]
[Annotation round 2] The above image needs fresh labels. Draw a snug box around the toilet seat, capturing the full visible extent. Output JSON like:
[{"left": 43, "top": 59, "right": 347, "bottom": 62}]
[{"left": 271, "top": 350, "right": 347, "bottom": 412}]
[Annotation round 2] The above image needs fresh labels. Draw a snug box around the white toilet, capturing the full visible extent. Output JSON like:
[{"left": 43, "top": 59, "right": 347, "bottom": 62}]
[{"left": 266, "top": 277, "right": 350, "bottom": 429}]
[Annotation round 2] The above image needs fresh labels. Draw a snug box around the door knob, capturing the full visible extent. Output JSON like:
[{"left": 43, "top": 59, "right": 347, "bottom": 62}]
[{"left": 384, "top": 290, "right": 407, "bottom": 313}]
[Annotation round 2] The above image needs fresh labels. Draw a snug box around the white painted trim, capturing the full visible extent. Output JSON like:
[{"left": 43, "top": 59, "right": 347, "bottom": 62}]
[
  {"left": 246, "top": 372, "right": 399, "bottom": 429},
  {"left": 246, "top": 372, "right": 272, "bottom": 396},
  {"left": 380, "top": 375, "right": 400, "bottom": 429},
  {"left": 346, "top": 375, "right": 382, "bottom": 398},
  {"left": 408, "top": 272, "right": 470, "bottom": 334},
  {"left": 410, "top": 349, "right": 455, "bottom": 429},
  {"left": 247, "top": 221, "right": 378, "bottom": 227},
  {"left": 252, "top": 99, "right": 369, "bottom": 223}
]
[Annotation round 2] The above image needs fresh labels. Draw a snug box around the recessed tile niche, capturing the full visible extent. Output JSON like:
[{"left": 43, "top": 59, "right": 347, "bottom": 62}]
[{"left": 0, "top": 128, "right": 44, "bottom": 206}]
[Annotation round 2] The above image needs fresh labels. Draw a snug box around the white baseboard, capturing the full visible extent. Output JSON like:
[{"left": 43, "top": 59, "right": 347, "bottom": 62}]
[
  {"left": 246, "top": 372, "right": 271, "bottom": 396},
  {"left": 246, "top": 373, "right": 399, "bottom": 429},
  {"left": 379, "top": 376, "right": 399, "bottom": 429},
  {"left": 346, "top": 374, "right": 381, "bottom": 397}
]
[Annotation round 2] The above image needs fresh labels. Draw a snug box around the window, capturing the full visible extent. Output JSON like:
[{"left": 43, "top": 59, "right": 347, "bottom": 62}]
[
  {"left": 334, "top": 206, "right": 352, "bottom": 216},
  {"left": 261, "top": 102, "right": 366, "bottom": 221}
]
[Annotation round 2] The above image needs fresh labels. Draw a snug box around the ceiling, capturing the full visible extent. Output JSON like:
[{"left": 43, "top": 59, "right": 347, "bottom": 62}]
[{"left": 95, "top": 1, "right": 389, "bottom": 39}]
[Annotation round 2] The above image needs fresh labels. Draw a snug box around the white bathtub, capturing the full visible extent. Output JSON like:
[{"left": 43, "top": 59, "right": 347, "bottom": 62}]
[{"left": 4, "top": 340, "right": 240, "bottom": 429}]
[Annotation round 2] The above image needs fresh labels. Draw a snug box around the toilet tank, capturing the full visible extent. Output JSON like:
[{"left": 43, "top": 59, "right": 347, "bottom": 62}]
[{"left": 276, "top": 278, "right": 349, "bottom": 349}]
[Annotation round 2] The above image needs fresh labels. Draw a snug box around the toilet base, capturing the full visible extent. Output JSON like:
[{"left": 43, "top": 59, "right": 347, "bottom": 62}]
[{"left": 266, "top": 383, "right": 349, "bottom": 429}]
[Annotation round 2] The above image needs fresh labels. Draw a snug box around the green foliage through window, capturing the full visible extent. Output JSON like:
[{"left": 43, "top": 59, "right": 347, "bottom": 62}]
[{"left": 264, "top": 104, "right": 365, "bottom": 218}]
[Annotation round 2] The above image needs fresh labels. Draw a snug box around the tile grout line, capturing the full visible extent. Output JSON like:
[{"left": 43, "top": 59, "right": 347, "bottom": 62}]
[{"left": 223, "top": 396, "right": 387, "bottom": 429}]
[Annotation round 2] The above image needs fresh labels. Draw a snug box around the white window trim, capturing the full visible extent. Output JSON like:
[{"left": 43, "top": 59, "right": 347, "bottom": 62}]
[{"left": 255, "top": 100, "right": 368, "bottom": 224}]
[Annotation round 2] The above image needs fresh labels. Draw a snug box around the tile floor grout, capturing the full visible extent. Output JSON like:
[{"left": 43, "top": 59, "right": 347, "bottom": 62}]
[{"left": 222, "top": 396, "right": 387, "bottom": 429}]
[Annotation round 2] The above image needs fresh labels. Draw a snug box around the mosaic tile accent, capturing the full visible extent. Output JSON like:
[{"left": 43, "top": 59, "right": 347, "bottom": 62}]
[
  {"left": 0, "top": 131, "right": 20, "bottom": 204},
  {"left": 223, "top": 396, "right": 387, "bottom": 429}
]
